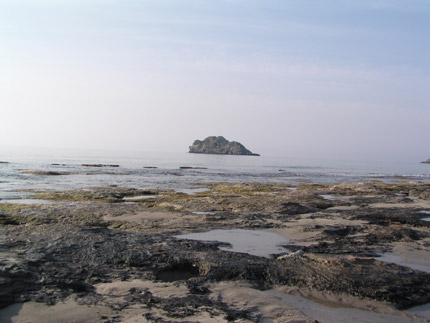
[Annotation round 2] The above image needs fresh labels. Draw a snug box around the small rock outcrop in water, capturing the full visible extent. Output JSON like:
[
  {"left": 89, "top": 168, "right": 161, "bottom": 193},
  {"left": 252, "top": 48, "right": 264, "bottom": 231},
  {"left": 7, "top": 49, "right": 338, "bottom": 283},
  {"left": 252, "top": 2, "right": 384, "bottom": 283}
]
[
  {"left": 421, "top": 158, "right": 430, "bottom": 164},
  {"left": 189, "top": 136, "right": 259, "bottom": 156}
]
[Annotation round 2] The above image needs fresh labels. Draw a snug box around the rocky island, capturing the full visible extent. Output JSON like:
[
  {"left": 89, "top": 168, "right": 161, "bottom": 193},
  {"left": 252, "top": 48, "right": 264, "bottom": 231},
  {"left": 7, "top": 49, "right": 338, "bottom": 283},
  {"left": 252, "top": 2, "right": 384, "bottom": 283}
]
[{"left": 189, "top": 136, "right": 260, "bottom": 156}]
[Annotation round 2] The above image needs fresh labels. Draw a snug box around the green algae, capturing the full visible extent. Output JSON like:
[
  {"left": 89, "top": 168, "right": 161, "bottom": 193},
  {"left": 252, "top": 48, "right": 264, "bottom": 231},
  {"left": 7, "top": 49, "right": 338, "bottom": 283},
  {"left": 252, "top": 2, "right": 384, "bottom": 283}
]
[
  {"left": 209, "top": 183, "right": 278, "bottom": 195},
  {"left": 0, "top": 213, "right": 51, "bottom": 226},
  {"left": 0, "top": 203, "right": 34, "bottom": 214},
  {"left": 33, "top": 188, "right": 161, "bottom": 203}
]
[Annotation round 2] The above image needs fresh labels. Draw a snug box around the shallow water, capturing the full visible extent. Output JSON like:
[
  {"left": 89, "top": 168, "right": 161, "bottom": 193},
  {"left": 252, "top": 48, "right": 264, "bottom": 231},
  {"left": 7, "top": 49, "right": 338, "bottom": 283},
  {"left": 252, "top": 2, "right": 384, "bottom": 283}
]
[
  {"left": 419, "top": 210, "right": 430, "bottom": 215},
  {"left": 319, "top": 194, "right": 347, "bottom": 202},
  {"left": 175, "top": 229, "right": 289, "bottom": 258},
  {"left": 0, "top": 199, "right": 56, "bottom": 205},
  {"left": 377, "top": 253, "right": 430, "bottom": 274},
  {"left": 406, "top": 304, "right": 430, "bottom": 321},
  {"left": 173, "top": 188, "right": 209, "bottom": 194},
  {"left": 122, "top": 195, "right": 156, "bottom": 201},
  {"left": 421, "top": 218, "right": 430, "bottom": 222},
  {"left": 266, "top": 290, "right": 425, "bottom": 323},
  {"left": 1, "top": 148, "right": 430, "bottom": 200}
]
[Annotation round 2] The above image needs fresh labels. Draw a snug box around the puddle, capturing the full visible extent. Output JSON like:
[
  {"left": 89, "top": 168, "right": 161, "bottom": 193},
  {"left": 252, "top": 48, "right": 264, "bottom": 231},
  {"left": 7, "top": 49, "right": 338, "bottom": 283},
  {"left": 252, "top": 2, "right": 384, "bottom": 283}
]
[
  {"left": 377, "top": 253, "right": 430, "bottom": 273},
  {"left": 419, "top": 210, "right": 430, "bottom": 215},
  {"left": 319, "top": 195, "right": 346, "bottom": 202},
  {"left": 175, "top": 229, "right": 289, "bottom": 258},
  {"left": 406, "top": 303, "right": 430, "bottom": 321},
  {"left": 123, "top": 195, "right": 156, "bottom": 201},
  {"left": 0, "top": 199, "right": 56, "bottom": 205},
  {"left": 192, "top": 211, "right": 216, "bottom": 215},
  {"left": 266, "top": 290, "right": 424, "bottom": 323},
  {"left": 421, "top": 218, "right": 430, "bottom": 222},
  {"left": 174, "top": 188, "right": 209, "bottom": 194}
]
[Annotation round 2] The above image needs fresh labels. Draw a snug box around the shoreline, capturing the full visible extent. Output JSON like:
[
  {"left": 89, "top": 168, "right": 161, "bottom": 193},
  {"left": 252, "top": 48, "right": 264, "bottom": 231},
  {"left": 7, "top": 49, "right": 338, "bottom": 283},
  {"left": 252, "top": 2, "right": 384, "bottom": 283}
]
[{"left": 1, "top": 180, "right": 430, "bottom": 322}]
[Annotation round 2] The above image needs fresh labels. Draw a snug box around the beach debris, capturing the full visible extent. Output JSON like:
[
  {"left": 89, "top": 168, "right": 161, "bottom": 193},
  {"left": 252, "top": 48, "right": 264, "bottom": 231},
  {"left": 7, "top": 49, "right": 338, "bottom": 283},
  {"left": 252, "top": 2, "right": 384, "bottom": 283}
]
[{"left": 277, "top": 250, "right": 304, "bottom": 260}]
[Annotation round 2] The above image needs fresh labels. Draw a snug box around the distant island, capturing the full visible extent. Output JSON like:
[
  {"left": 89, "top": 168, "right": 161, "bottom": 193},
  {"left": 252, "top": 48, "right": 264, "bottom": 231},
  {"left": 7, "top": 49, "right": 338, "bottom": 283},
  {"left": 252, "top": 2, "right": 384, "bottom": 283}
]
[
  {"left": 421, "top": 158, "right": 430, "bottom": 164},
  {"left": 189, "top": 136, "right": 260, "bottom": 156}
]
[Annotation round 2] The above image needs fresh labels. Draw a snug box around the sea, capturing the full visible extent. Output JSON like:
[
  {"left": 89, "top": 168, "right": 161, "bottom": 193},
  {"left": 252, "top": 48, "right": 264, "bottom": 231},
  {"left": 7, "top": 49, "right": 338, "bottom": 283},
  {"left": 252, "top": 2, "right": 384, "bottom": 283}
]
[{"left": 1, "top": 147, "right": 430, "bottom": 201}]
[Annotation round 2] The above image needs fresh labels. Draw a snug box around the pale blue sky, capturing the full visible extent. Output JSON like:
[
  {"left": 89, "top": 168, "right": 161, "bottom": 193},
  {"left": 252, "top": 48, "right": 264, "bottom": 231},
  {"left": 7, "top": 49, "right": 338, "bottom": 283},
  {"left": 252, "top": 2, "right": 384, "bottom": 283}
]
[{"left": 1, "top": 0, "right": 429, "bottom": 160}]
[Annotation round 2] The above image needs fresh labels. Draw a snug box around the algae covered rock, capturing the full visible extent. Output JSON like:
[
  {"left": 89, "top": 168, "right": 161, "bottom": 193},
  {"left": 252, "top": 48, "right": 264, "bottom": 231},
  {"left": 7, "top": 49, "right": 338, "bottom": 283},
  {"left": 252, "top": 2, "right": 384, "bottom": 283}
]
[{"left": 189, "top": 136, "right": 259, "bottom": 156}]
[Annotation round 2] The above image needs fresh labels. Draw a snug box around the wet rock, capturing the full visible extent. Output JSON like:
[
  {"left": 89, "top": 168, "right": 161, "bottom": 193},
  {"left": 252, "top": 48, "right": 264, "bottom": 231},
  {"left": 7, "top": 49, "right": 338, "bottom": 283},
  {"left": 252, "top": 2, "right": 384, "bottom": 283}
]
[
  {"left": 3, "top": 180, "right": 430, "bottom": 316},
  {"left": 33, "top": 187, "right": 161, "bottom": 203},
  {"left": 322, "top": 226, "right": 359, "bottom": 238},
  {"left": 19, "top": 170, "right": 70, "bottom": 176},
  {"left": 155, "top": 261, "right": 201, "bottom": 282},
  {"left": 82, "top": 164, "right": 120, "bottom": 168},
  {"left": 2, "top": 223, "right": 429, "bottom": 310},
  {"left": 271, "top": 254, "right": 430, "bottom": 310},
  {"left": 351, "top": 208, "right": 430, "bottom": 227},
  {"left": 278, "top": 202, "right": 315, "bottom": 217},
  {"left": 179, "top": 166, "right": 208, "bottom": 169}
]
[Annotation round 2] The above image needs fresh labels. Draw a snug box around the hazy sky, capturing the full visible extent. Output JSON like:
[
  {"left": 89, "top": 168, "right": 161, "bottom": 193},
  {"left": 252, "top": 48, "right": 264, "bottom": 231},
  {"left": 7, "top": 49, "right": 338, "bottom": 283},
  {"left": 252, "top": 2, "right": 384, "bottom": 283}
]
[{"left": 1, "top": 0, "right": 429, "bottom": 160}]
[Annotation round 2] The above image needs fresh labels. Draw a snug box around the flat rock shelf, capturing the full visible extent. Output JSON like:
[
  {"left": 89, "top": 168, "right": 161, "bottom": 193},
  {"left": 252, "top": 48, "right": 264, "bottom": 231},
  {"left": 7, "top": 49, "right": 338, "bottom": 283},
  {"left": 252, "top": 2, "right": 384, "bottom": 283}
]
[{"left": 1, "top": 181, "right": 430, "bottom": 322}]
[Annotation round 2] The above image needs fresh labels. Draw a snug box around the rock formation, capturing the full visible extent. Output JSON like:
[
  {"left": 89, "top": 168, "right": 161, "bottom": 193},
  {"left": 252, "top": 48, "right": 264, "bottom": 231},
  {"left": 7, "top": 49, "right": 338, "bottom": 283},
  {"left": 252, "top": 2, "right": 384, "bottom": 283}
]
[{"left": 189, "top": 136, "right": 259, "bottom": 156}]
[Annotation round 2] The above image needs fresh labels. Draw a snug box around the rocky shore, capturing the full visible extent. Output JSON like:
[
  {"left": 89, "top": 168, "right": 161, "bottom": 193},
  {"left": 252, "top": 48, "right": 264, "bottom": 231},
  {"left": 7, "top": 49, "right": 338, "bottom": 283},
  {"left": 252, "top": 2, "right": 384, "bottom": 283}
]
[{"left": 1, "top": 181, "right": 430, "bottom": 322}]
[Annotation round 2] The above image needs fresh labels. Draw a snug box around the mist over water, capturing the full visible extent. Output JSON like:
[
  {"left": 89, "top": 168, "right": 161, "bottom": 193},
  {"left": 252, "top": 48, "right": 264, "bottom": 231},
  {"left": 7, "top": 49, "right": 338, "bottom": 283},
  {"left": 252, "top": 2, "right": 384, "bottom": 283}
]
[{"left": 1, "top": 147, "right": 429, "bottom": 200}]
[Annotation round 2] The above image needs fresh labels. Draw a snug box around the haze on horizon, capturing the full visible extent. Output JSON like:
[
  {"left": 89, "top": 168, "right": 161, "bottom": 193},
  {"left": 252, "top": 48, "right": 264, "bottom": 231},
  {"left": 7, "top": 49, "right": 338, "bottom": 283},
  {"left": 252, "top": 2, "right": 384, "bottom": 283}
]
[{"left": 1, "top": 0, "right": 429, "bottom": 162}]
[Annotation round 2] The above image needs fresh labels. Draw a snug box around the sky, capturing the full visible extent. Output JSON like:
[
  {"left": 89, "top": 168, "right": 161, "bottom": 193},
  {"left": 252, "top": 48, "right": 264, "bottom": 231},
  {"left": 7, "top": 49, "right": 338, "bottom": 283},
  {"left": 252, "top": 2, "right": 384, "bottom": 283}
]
[{"left": 1, "top": 0, "right": 429, "bottom": 161}]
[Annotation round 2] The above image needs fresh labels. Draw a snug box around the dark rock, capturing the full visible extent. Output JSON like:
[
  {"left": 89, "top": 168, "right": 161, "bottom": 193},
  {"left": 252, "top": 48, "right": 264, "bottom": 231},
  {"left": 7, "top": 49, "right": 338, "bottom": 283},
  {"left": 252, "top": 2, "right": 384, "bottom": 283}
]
[
  {"left": 272, "top": 254, "right": 430, "bottom": 310},
  {"left": 179, "top": 166, "right": 208, "bottom": 170},
  {"left": 82, "top": 164, "right": 120, "bottom": 168},
  {"left": 278, "top": 202, "right": 315, "bottom": 218},
  {"left": 322, "top": 226, "right": 358, "bottom": 238},
  {"left": 1, "top": 224, "right": 429, "bottom": 311},
  {"left": 189, "top": 136, "right": 259, "bottom": 156},
  {"left": 351, "top": 208, "right": 430, "bottom": 227},
  {"left": 155, "top": 260, "right": 201, "bottom": 282},
  {"left": 19, "top": 170, "right": 70, "bottom": 176}
]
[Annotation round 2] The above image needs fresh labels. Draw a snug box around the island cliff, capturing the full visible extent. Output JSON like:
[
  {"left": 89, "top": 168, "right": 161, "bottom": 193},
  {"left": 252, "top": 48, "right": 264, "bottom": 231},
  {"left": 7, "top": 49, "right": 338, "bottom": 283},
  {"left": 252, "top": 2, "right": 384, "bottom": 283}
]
[{"left": 189, "top": 136, "right": 260, "bottom": 156}]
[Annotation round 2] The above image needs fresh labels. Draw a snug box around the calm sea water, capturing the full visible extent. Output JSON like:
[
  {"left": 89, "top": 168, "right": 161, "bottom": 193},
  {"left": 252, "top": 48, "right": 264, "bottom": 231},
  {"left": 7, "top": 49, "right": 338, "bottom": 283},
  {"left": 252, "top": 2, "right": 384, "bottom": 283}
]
[{"left": 0, "top": 147, "right": 429, "bottom": 200}]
